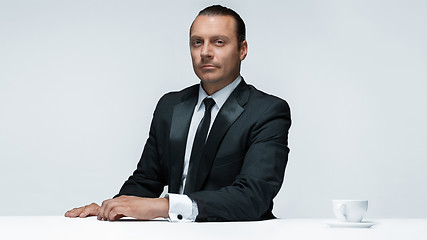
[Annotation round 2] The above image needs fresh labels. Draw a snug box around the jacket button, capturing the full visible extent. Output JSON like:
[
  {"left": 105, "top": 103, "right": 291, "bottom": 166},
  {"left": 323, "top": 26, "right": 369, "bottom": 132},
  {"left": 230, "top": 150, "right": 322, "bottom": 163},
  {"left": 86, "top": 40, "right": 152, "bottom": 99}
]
[{"left": 177, "top": 214, "right": 183, "bottom": 220}]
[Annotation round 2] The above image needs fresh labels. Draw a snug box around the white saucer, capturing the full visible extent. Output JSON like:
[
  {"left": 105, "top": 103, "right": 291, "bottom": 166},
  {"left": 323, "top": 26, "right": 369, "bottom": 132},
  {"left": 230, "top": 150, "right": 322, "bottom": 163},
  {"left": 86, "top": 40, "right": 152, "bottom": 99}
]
[{"left": 326, "top": 221, "right": 377, "bottom": 228}]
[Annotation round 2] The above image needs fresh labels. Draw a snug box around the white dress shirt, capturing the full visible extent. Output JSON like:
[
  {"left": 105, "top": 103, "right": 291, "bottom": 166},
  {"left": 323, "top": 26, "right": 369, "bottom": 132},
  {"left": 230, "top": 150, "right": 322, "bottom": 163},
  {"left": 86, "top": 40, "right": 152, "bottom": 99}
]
[{"left": 167, "top": 76, "right": 242, "bottom": 222}]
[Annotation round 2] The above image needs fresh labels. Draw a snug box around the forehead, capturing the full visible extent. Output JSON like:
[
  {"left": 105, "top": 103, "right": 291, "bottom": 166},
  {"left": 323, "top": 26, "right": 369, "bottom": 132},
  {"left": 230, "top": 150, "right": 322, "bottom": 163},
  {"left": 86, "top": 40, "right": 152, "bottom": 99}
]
[{"left": 190, "top": 15, "right": 237, "bottom": 39}]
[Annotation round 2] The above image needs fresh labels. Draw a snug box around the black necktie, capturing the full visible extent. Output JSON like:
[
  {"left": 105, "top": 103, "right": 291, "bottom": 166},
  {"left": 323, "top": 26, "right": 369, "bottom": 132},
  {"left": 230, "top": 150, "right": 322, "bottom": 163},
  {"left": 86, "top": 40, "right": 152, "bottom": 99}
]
[{"left": 184, "top": 98, "right": 216, "bottom": 194}]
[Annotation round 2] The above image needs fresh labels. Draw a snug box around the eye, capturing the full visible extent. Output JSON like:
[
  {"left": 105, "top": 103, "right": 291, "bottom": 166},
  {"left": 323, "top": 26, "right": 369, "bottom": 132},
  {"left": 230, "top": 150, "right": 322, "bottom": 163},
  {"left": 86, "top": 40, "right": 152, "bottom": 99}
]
[
  {"left": 192, "top": 40, "right": 202, "bottom": 47},
  {"left": 215, "top": 40, "right": 225, "bottom": 46}
]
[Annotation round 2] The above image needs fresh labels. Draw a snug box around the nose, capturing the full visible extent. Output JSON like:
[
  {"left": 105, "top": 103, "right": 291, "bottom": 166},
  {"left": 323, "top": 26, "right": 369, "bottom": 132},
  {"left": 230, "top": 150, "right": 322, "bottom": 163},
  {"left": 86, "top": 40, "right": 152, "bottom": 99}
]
[{"left": 200, "top": 42, "right": 213, "bottom": 60}]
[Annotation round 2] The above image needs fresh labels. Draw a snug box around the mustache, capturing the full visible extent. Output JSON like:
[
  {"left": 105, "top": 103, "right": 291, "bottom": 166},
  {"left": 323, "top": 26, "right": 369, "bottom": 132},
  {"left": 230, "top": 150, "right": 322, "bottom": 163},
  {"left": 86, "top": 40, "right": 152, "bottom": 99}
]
[{"left": 200, "top": 63, "right": 220, "bottom": 68}]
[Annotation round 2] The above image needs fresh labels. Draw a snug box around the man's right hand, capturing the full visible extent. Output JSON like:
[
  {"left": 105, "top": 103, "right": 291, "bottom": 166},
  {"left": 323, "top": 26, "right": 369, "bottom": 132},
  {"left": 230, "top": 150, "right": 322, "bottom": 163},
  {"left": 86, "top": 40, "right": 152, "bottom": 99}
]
[{"left": 64, "top": 203, "right": 100, "bottom": 218}]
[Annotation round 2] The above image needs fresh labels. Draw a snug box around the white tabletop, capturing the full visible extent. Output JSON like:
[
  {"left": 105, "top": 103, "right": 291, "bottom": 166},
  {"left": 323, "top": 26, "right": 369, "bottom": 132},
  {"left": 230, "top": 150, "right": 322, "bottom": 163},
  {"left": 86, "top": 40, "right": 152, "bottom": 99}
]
[{"left": 1, "top": 217, "right": 426, "bottom": 240}]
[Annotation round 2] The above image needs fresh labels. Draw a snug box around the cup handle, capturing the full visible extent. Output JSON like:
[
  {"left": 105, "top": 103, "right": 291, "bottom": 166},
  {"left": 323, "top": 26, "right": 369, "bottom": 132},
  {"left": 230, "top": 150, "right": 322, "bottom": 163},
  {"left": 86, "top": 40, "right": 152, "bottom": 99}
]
[{"left": 338, "top": 203, "right": 347, "bottom": 220}]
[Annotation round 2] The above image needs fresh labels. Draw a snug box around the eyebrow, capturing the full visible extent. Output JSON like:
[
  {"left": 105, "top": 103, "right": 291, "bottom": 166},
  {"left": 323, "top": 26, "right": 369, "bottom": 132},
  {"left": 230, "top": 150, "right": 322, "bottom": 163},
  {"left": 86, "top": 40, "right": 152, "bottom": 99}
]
[{"left": 190, "top": 35, "right": 231, "bottom": 41}]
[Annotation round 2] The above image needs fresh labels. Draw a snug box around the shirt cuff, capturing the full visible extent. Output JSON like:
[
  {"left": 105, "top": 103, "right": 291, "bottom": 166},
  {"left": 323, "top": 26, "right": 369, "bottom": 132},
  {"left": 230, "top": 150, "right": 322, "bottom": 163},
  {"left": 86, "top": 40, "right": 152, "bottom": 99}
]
[{"left": 165, "top": 193, "right": 198, "bottom": 222}]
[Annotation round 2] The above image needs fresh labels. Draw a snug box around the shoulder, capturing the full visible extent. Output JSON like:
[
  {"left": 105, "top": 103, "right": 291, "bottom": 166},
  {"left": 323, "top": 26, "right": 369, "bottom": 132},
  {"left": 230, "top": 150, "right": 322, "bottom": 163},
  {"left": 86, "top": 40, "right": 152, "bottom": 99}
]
[
  {"left": 242, "top": 84, "right": 292, "bottom": 137},
  {"left": 159, "top": 84, "right": 198, "bottom": 104},
  {"left": 153, "top": 84, "right": 198, "bottom": 115},
  {"left": 245, "top": 84, "right": 290, "bottom": 113}
]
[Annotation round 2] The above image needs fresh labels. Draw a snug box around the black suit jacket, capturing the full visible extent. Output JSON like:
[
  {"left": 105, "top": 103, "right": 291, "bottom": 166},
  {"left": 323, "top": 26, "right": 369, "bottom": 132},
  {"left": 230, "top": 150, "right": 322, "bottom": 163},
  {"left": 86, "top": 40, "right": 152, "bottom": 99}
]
[{"left": 116, "top": 79, "right": 291, "bottom": 221}]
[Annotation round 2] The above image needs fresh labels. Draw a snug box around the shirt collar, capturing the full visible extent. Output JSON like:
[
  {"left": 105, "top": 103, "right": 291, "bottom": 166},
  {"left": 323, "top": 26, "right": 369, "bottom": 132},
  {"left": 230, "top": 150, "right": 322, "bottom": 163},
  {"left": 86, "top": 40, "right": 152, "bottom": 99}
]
[{"left": 196, "top": 75, "right": 242, "bottom": 112}]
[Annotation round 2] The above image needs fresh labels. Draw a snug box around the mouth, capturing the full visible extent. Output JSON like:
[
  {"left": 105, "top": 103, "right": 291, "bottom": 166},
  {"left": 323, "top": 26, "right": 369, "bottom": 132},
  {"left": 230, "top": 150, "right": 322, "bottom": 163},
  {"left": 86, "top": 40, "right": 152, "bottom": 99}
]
[{"left": 201, "top": 64, "right": 218, "bottom": 70}]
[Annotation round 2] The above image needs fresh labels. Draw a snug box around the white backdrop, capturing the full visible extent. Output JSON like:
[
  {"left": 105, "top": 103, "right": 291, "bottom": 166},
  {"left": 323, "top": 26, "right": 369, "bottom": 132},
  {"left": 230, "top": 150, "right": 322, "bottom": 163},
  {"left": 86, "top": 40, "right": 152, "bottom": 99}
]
[{"left": 1, "top": 0, "right": 426, "bottom": 218}]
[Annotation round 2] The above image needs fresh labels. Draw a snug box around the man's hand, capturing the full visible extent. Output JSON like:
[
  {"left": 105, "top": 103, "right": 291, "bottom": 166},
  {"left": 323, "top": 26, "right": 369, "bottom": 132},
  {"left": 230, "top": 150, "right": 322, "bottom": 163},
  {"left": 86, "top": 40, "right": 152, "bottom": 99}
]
[
  {"left": 64, "top": 203, "right": 100, "bottom": 218},
  {"left": 97, "top": 196, "right": 169, "bottom": 221}
]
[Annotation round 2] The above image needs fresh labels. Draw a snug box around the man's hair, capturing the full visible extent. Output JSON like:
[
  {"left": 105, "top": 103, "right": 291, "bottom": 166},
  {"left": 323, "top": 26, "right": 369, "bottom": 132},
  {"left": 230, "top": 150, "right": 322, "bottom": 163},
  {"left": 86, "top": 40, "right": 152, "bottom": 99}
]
[{"left": 196, "top": 5, "right": 246, "bottom": 49}]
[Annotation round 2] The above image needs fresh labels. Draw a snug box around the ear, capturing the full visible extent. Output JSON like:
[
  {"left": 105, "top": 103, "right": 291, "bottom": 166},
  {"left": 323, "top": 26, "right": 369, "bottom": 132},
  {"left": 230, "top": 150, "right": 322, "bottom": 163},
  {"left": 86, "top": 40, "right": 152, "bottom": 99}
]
[{"left": 240, "top": 40, "right": 248, "bottom": 60}]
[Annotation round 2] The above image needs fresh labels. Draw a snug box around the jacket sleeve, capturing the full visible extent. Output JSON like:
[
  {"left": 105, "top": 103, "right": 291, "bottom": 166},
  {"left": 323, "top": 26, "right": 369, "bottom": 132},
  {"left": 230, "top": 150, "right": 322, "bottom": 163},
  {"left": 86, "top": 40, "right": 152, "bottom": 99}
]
[{"left": 188, "top": 99, "right": 291, "bottom": 221}]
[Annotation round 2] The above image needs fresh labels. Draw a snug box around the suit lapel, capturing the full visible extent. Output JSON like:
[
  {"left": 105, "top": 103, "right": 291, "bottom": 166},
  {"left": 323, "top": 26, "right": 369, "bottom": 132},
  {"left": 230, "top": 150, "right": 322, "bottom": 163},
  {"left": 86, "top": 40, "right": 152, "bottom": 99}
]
[
  {"left": 191, "top": 80, "right": 250, "bottom": 192},
  {"left": 168, "top": 87, "right": 198, "bottom": 193}
]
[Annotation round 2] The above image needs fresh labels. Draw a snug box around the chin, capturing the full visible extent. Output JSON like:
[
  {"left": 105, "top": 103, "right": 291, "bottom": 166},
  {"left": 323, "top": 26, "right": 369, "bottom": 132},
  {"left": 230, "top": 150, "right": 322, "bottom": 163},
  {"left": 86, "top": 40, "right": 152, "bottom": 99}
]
[
  {"left": 197, "top": 74, "right": 221, "bottom": 84},
  {"left": 200, "top": 77, "right": 222, "bottom": 84}
]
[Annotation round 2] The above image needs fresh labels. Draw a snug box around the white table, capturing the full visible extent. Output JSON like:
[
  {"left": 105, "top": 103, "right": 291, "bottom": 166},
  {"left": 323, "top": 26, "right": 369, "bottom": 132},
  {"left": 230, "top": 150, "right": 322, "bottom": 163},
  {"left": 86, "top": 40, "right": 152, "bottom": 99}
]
[{"left": 0, "top": 217, "right": 426, "bottom": 240}]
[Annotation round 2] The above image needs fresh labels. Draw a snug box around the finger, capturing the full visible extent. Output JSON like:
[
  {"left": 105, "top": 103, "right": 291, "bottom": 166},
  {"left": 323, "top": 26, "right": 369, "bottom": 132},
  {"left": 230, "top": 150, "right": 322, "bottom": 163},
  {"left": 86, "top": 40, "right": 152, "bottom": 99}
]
[
  {"left": 112, "top": 214, "right": 125, "bottom": 221},
  {"left": 91, "top": 203, "right": 101, "bottom": 216},
  {"left": 65, "top": 207, "right": 83, "bottom": 218},
  {"left": 98, "top": 199, "right": 115, "bottom": 221},
  {"left": 65, "top": 210, "right": 74, "bottom": 217},
  {"left": 108, "top": 206, "right": 126, "bottom": 221},
  {"left": 65, "top": 209, "right": 73, "bottom": 217},
  {"left": 79, "top": 203, "right": 100, "bottom": 218},
  {"left": 98, "top": 199, "right": 109, "bottom": 220},
  {"left": 104, "top": 200, "right": 122, "bottom": 221},
  {"left": 79, "top": 206, "right": 88, "bottom": 218}
]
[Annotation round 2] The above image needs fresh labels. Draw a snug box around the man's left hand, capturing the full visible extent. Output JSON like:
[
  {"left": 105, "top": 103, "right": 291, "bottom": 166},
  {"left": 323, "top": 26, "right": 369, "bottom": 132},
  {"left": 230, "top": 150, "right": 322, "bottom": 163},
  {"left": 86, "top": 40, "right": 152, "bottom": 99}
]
[{"left": 97, "top": 196, "right": 169, "bottom": 221}]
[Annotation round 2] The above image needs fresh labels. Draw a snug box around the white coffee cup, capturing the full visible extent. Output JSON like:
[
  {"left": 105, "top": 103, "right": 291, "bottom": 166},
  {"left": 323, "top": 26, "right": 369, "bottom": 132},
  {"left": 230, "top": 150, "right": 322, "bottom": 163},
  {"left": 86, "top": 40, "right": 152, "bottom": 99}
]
[{"left": 333, "top": 200, "right": 368, "bottom": 222}]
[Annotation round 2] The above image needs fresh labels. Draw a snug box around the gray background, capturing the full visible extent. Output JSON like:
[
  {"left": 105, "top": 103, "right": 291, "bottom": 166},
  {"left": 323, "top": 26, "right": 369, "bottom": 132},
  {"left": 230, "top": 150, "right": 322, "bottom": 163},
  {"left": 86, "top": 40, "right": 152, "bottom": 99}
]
[{"left": 1, "top": 0, "right": 426, "bottom": 218}]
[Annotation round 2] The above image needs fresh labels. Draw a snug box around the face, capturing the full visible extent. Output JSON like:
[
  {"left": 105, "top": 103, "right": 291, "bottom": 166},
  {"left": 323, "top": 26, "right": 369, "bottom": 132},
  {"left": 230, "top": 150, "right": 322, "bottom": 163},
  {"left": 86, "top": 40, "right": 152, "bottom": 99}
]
[{"left": 190, "top": 15, "right": 247, "bottom": 94}]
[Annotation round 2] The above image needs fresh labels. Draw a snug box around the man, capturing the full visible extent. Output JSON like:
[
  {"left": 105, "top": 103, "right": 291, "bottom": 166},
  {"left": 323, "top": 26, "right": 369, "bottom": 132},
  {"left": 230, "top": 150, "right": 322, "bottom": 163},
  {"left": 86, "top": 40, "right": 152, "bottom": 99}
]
[{"left": 65, "top": 5, "right": 291, "bottom": 222}]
